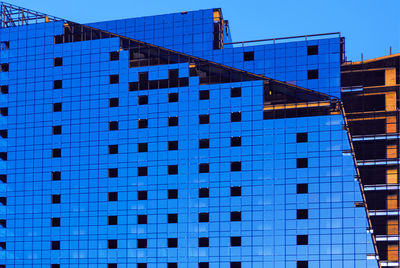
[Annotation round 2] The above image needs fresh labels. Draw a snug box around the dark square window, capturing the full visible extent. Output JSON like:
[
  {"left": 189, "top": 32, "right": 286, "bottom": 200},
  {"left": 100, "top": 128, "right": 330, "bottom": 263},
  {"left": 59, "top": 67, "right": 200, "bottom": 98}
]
[
  {"left": 230, "top": 236, "right": 241, "bottom": 246},
  {"left": 0, "top": 129, "right": 7, "bottom": 138},
  {"left": 1, "top": 63, "right": 9, "bottom": 72},
  {"left": 129, "top": 82, "right": 138, "bottom": 91},
  {"left": 296, "top": 133, "right": 308, "bottom": 143},
  {"left": 54, "top": 35, "right": 63, "bottom": 44},
  {"left": 297, "top": 184, "right": 308, "bottom": 194},
  {"left": 137, "top": 264, "right": 147, "bottom": 268},
  {"left": 110, "top": 51, "right": 119, "bottom": 61},
  {"left": 51, "top": 264, "right": 60, "bottom": 268},
  {"left": 297, "top": 261, "right": 308, "bottom": 268},
  {"left": 1, "top": 85, "right": 8, "bottom": 94},
  {"left": 109, "top": 98, "right": 119, "bottom": 107},
  {"left": 168, "top": 93, "right": 179, "bottom": 102},
  {"left": 52, "top": 194, "right": 61, "bottom": 204},
  {"left": 108, "top": 145, "right": 118, "bottom": 154},
  {"left": 0, "top": 107, "right": 7, "bottom": 116},
  {"left": 297, "top": 158, "right": 308, "bottom": 168},
  {"left": 243, "top": 51, "right": 254, "bottom": 61},
  {"left": 52, "top": 171, "right": 61, "bottom": 181},
  {"left": 199, "top": 90, "right": 209, "bottom": 100},
  {"left": 54, "top": 57, "right": 63, "bottom": 66},
  {"left": 168, "top": 165, "right": 178, "bottom": 175},
  {"left": 138, "top": 95, "right": 148, "bottom": 105},
  {"left": 297, "top": 209, "right": 308, "bottom": 219},
  {"left": 0, "top": 174, "right": 6, "bottom": 183},
  {"left": 108, "top": 192, "right": 118, "bottom": 201},
  {"left": 231, "top": 186, "right": 241, "bottom": 196},
  {"left": 167, "top": 263, "right": 177, "bottom": 268},
  {"left": 168, "top": 189, "right": 178, "bottom": 199},
  {"left": 53, "top": 80, "right": 62, "bottom": 89},
  {"left": 51, "top": 217, "right": 60, "bottom": 227},
  {"left": 307, "top": 45, "right": 318, "bottom": 55},
  {"left": 138, "top": 119, "right": 148, "bottom": 128},
  {"left": 307, "top": 69, "right": 318, "bottom": 80},
  {"left": 168, "top": 213, "right": 178, "bottom": 223},
  {"left": 138, "top": 167, "right": 148, "bottom": 176},
  {"left": 231, "top": 262, "right": 241, "bottom": 268},
  {"left": 137, "top": 215, "right": 147, "bottom": 224},
  {"left": 138, "top": 191, "right": 147, "bottom": 200},
  {"left": 139, "top": 72, "right": 149, "bottom": 90},
  {"left": 199, "top": 263, "right": 209, "bottom": 268},
  {"left": 108, "top": 264, "right": 117, "bottom": 268},
  {"left": 138, "top": 143, "right": 148, "bottom": 152},
  {"left": 199, "top": 163, "right": 209, "bottom": 173},
  {"left": 199, "top": 114, "right": 210, "bottom": 124},
  {"left": 199, "top": 188, "right": 209, "bottom": 198},
  {"left": 230, "top": 211, "right": 241, "bottom": 221},
  {"left": 0, "top": 197, "right": 6, "bottom": 205},
  {"left": 108, "top": 168, "right": 118, "bottom": 178},
  {"left": 297, "top": 235, "right": 308, "bottom": 245},
  {"left": 231, "top": 112, "right": 241, "bottom": 122},
  {"left": 231, "top": 136, "right": 241, "bottom": 147},
  {"left": 231, "top": 162, "right": 241, "bottom": 172},
  {"left": 0, "top": 41, "right": 9, "bottom": 50},
  {"left": 168, "top": 141, "right": 178, "bottom": 150},
  {"left": 53, "top": 103, "right": 62, "bottom": 112},
  {"left": 109, "top": 74, "right": 119, "bottom": 84},
  {"left": 168, "top": 116, "right": 178, "bottom": 126},
  {"left": 109, "top": 121, "right": 119, "bottom": 131},
  {"left": 52, "top": 148, "right": 61, "bottom": 158},
  {"left": 108, "top": 216, "right": 118, "bottom": 225},
  {"left": 199, "top": 139, "right": 209, "bottom": 149},
  {"left": 198, "top": 212, "right": 209, "bottom": 222},
  {"left": 51, "top": 241, "right": 60, "bottom": 250},
  {"left": 167, "top": 238, "right": 178, "bottom": 248},
  {"left": 198, "top": 237, "right": 209, "bottom": 247},
  {"left": 108, "top": 239, "right": 118, "bottom": 249},
  {"left": 231, "top": 87, "right": 241, "bottom": 97},
  {"left": 52, "top": 125, "right": 62, "bottom": 135}
]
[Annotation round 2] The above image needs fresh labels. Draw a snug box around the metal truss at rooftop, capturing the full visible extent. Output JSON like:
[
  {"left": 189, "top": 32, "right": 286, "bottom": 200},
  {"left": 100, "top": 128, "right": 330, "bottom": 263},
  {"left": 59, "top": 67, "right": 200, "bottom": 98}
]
[{"left": 0, "top": 2, "right": 63, "bottom": 28}]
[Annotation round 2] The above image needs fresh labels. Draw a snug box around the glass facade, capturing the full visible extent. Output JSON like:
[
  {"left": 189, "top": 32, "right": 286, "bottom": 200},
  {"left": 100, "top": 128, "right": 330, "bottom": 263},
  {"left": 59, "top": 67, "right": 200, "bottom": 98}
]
[{"left": 0, "top": 3, "right": 381, "bottom": 268}]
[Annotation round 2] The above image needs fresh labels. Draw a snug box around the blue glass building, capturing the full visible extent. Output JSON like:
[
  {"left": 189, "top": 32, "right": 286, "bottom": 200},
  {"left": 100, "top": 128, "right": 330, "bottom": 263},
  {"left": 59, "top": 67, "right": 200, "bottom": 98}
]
[{"left": 0, "top": 3, "right": 381, "bottom": 268}]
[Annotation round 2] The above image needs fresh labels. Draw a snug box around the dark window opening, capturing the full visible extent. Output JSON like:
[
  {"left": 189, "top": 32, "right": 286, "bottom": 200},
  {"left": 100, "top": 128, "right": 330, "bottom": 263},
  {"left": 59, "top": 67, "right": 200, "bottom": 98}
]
[
  {"left": 54, "top": 57, "right": 63, "bottom": 66},
  {"left": 168, "top": 213, "right": 178, "bottom": 223},
  {"left": 137, "top": 215, "right": 147, "bottom": 224},
  {"left": 168, "top": 165, "right": 178, "bottom": 175},
  {"left": 168, "top": 92, "right": 179, "bottom": 103},
  {"left": 231, "top": 262, "right": 241, "bottom": 268},
  {"left": 139, "top": 72, "right": 149, "bottom": 90},
  {"left": 307, "top": 45, "right": 318, "bottom": 55},
  {"left": 138, "top": 95, "right": 148, "bottom": 105},
  {"left": 199, "top": 114, "right": 210, "bottom": 124},
  {"left": 199, "top": 163, "right": 210, "bottom": 173},
  {"left": 199, "top": 90, "right": 210, "bottom": 100},
  {"left": 54, "top": 35, "right": 63, "bottom": 44},
  {"left": 297, "top": 209, "right": 308, "bottom": 219},
  {"left": 51, "top": 194, "right": 61, "bottom": 204},
  {"left": 231, "top": 161, "right": 241, "bottom": 172},
  {"left": 137, "top": 239, "right": 147, "bottom": 248},
  {"left": 199, "top": 212, "right": 209, "bottom": 222},
  {"left": 167, "top": 263, "right": 178, "bottom": 268},
  {"left": 231, "top": 137, "right": 241, "bottom": 147},
  {"left": 231, "top": 112, "right": 241, "bottom": 122},
  {"left": 168, "top": 189, "right": 178, "bottom": 199},
  {"left": 138, "top": 143, "right": 148, "bottom": 152},
  {"left": 51, "top": 217, "right": 60, "bottom": 227},
  {"left": 108, "top": 192, "right": 118, "bottom": 201},
  {"left": 52, "top": 148, "right": 61, "bottom": 158},
  {"left": 108, "top": 264, "right": 117, "bottom": 268},
  {"left": 1, "top": 85, "right": 8, "bottom": 94},
  {"left": 297, "top": 261, "right": 308, "bottom": 268},
  {"left": 199, "top": 263, "right": 209, "bottom": 268},
  {"left": 307, "top": 69, "right": 318, "bottom": 80},
  {"left": 138, "top": 167, "right": 148, "bottom": 176},
  {"left": 108, "top": 239, "right": 118, "bottom": 249},
  {"left": 343, "top": 94, "right": 386, "bottom": 113},
  {"left": 51, "top": 241, "right": 60, "bottom": 250},
  {"left": 297, "top": 235, "right": 308, "bottom": 245},
  {"left": 0, "top": 41, "right": 9, "bottom": 50},
  {"left": 296, "top": 133, "right": 308, "bottom": 143},
  {"left": 0, "top": 152, "right": 7, "bottom": 161},
  {"left": 243, "top": 51, "right": 254, "bottom": 61},
  {"left": 108, "top": 145, "right": 118, "bottom": 154},
  {"left": 0, "top": 130, "right": 7, "bottom": 138},
  {"left": 230, "top": 211, "right": 241, "bottom": 221},
  {"left": 0, "top": 107, "right": 7, "bottom": 116},
  {"left": 199, "top": 139, "right": 210, "bottom": 149},
  {"left": 0, "top": 174, "right": 6, "bottom": 183},
  {"left": 52, "top": 125, "right": 62, "bottom": 135},
  {"left": 168, "top": 116, "right": 178, "bottom": 126},
  {"left": 109, "top": 121, "right": 119, "bottom": 131},
  {"left": 231, "top": 87, "right": 242, "bottom": 97},
  {"left": 108, "top": 168, "right": 118, "bottom": 178},
  {"left": 53, "top": 80, "right": 62, "bottom": 89},
  {"left": 198, "top": 237, "right": 209, "bottom": 247},
  {"left": 109, "top": 74, "right": 119, "bottom": 84},
  {"left": 137, "top": 264, "right": 147, "bottom": 268},
  {"left": 0, "top": 242, "right": 5, "bottom": 250},
  {"left": 138, "top": 191, "right": 147, "bottom": 200},
  {"left": 0, "top": 197, "right": 5, "bottom": 205},
  {"left": 297, "top": 158, "right": 308, "bottom": 168},
  {"left": 230, "top": 236, "right": 241, "bottom": 246},
  {"left": 168, "top": 238, "right": 178, "bottom": 248},
  {"left": 109, "top": 98, "right": 119, "bottom": 107},
  {"left": 0, "top": 63, "right": 9, "bottom": 72},
  {"left": 110, "top": 51, "right": 119, "bottom": 61},
  {"left": 297, "top": 184, "right": 308, "bottom": 194},
  {"left": 138, "top": 119, "right": 148, "bottom": 128},
  {"left": 168, "top": 141, "right": 178, "bottom": 150},
  {"left": 51, "top": 265, "right": 60, "bottom": 268},
  {"left": 199, "top": 188, "right": 209, "bottom": 198},
  {"left": 53, "top": 103, "right": 62, "bottom": 112},
  {"left": 129, "top": 82, "right": 138, "bottom": 91},
  {"left": 52, "top": 171, "right": 61, "bottom": 181},
  {"left": 108, "top": 216, "right": 118, "bottom": 225},
  {"left": 231, "top": 186, "right": 241, "bottom": 197}
]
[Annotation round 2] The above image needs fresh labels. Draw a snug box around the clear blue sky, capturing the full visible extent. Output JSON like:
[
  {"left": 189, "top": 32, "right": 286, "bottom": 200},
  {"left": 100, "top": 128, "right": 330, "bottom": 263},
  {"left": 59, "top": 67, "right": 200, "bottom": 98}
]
[{"left": 6, "top": 0, "right": 400, "bottom": 61}]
